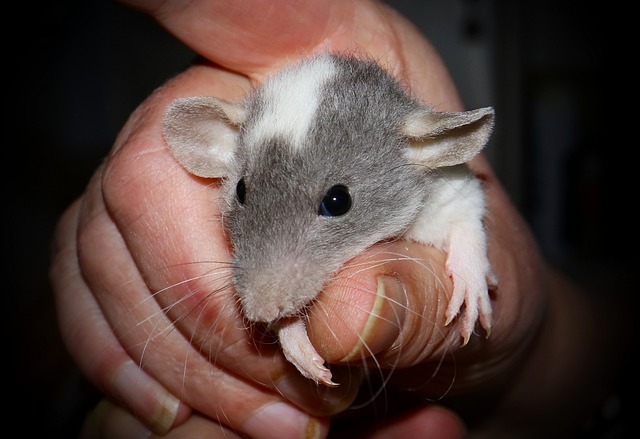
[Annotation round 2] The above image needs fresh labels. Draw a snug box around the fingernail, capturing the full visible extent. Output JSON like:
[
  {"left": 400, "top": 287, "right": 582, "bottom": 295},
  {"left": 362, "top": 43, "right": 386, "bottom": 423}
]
[
  {"left": 274, "top": 368, "right": 360, "bottom": 416},
  {"left": 112, "top": 360, "right": 181, "bottom": 435},
  {"left": 244, "top": 402, "right": 326, "bottom": 439},
  {"left": 340, "top": 275, "right": 407, "bottom": 363}
]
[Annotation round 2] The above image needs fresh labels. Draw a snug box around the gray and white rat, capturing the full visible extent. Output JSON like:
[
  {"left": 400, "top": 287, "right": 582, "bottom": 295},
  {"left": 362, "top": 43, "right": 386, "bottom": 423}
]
[{"left": 163, "top": 52, "right": 495, "bottom": 386}]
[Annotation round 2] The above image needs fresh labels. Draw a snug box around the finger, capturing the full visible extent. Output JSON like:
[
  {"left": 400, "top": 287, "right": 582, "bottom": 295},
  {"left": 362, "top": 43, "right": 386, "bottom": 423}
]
[
  {"left": 121, "top": 0, "right": 353, "bottom": 75},
  {"left": 79, "top": 398, "right": 245, "bottom": 439},
  {"left": 310, "top": 240, "right": 469, "bottom": 402},
  {"left": 50, "top": 195, "right": 191, "bottom": 434}
]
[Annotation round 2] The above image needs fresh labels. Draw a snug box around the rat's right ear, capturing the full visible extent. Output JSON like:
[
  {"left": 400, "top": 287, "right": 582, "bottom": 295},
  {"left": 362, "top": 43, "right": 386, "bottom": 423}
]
[{"left": 163, "top": 96, "right": 247, "bottom": 178}]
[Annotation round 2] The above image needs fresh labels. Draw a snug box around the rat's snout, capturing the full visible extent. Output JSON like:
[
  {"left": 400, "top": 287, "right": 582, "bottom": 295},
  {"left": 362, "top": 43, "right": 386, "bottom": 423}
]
[{"left": 233, "top": 255, "right": 329, "bottom": 324}]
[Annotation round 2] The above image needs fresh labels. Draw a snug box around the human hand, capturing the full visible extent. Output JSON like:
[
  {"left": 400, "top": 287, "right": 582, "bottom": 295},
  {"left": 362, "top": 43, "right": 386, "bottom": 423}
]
[{"left": 51, "top": 1, "right": 619, "bottom": 438}]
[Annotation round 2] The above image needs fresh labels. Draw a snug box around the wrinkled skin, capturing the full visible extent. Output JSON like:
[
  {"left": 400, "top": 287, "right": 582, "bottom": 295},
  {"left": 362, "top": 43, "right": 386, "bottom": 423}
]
[{"left": 49, "top": 1, "right": 630, "bottom": 438}]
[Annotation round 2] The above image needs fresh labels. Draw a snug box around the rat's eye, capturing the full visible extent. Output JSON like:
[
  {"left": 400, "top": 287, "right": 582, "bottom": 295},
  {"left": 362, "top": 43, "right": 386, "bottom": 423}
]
[
  {"left": 236, "top": 178, "right": 246, "bottom": 204},
  {"left": 319, "top": 185, "right": 351, "bottom": 217}
]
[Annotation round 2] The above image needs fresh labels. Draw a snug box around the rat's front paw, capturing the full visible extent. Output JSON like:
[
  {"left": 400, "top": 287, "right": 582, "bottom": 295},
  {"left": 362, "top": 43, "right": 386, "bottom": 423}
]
[{"left": 276, "top": 318, "right": 339, "bottom": 387}]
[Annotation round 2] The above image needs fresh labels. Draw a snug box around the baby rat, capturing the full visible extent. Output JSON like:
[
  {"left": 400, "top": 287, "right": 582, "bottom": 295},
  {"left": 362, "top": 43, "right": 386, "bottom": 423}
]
[{"left": 163, "top": 53, "right": 495, "bottom": 386}]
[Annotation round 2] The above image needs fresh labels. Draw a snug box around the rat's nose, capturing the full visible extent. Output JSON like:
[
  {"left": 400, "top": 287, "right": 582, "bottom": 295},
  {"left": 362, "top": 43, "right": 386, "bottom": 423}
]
[{"left": 242, "top": 297, "right": 289, "bottom": 323}]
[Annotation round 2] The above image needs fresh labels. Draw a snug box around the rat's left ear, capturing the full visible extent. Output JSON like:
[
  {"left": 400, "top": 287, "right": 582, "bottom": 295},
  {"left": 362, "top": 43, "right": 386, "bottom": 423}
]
[{"left": 401, "top": 107, "right": 494, "bottom": 168}]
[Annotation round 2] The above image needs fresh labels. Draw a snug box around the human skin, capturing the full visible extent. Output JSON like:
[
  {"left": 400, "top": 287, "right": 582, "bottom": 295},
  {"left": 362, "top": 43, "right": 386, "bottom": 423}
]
[{"left": 49, "top": 1, "right": 630, "bottom": 438}]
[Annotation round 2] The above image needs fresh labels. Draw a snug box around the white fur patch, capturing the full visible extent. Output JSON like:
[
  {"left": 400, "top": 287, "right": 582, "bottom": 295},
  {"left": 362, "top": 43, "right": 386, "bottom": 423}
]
[{"left": 246, "top": 56, "right": 337, "bottom": 150}]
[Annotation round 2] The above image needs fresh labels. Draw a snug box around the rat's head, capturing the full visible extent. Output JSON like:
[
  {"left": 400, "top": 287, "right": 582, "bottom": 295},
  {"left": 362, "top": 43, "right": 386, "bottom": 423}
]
[{"left": 163, "top": 53, "right": 494, "bottom": 324}]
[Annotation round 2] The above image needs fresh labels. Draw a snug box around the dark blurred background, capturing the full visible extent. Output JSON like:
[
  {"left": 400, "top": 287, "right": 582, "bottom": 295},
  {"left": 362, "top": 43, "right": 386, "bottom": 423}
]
[{"left": 7, "top": 0, "right": 632, "bottom": 437}]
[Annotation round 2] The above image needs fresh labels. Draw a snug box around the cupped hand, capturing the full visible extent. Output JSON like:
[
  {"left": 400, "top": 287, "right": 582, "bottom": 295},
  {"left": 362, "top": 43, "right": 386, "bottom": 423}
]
[{"left": 50, "top": 1, "right": 587, "bottom": 438}]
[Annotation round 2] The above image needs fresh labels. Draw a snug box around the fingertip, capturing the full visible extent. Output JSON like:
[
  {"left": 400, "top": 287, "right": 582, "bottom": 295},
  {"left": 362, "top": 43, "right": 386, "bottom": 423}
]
[
  {"left": 273, "top": 366, "right": 362, "bottom": 416},
  {"left": 243, "top": 402, "right": 329, "bottom": 439},
  {"left": 171, "top": 400, "right": 192, "bottom": 429},
  {"left": 111, "top": 360, "right": 189, "bottom": 435}
]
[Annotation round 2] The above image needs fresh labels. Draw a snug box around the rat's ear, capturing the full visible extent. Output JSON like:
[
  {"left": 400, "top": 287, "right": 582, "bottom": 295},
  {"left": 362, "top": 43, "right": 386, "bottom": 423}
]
[
  {"left": 401, "top": 107, "right": 494, "bottom": 168},
  {"left": 163, "top": 96, "right": 247, "bottom": 178}
]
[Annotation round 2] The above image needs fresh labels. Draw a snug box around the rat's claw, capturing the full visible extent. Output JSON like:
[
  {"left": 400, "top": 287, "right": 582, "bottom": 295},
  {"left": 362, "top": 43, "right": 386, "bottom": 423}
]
[{"left": 445, "top": 262, "right": 493, "bottom": 346}]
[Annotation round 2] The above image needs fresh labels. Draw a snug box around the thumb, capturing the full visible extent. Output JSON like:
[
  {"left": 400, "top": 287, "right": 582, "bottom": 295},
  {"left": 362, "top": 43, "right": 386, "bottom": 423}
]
[{"left": 308, "top": 240, "right": 463, "bottom": 370}]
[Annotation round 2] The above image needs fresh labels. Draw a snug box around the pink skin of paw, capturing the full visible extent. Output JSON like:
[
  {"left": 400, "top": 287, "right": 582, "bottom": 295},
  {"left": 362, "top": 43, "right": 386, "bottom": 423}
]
[{"left": 276, "top": 318, "right": 338, "bottom": 387}]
